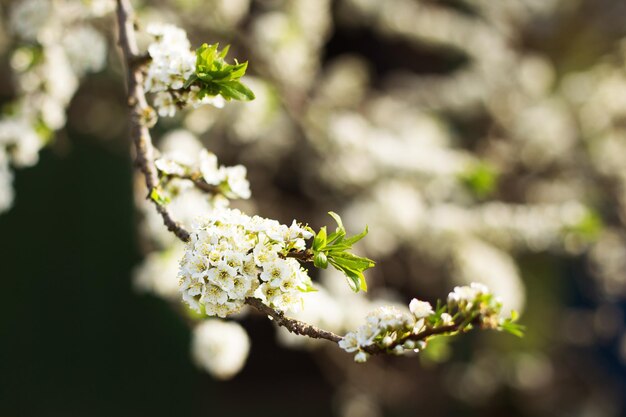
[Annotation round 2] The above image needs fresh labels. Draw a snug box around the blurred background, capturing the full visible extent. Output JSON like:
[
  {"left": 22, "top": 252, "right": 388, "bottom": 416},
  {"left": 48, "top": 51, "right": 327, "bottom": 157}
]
[{"left": 1, "top": 0, "right": 626, "bottom": 416}]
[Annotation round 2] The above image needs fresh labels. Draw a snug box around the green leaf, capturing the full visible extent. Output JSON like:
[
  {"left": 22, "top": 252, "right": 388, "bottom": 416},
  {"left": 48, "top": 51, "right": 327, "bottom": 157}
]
[
  {"left": 312, "top": 226, "right": 327, "bottom": 252},
  {"left": 498, "top": 310, "right": 525, "bottom": 337},
  {"left": 310, "top": 212, "right": 375, "bottom": 292},
  {"left": 218, "top": 44, "right": 230, "bottom": 59},
  {"left": 329, "top": 259, "right": 366, "bottom": 292},
  {"left": 340, "top": 225, "right": 369, "bottom": 247},
  {"left": 188, "top": 43, "right": 255, "bottom": 103},
  {"left": 215, "top": 80, "right": 255, "bottom": 101},
  {"left": 326, "top": 212, "right": 347, "bottom": 245},
  {"left": 328, "top": 211, "right": 344, "bottom": 231},
  {"left": 501, "top": 321, "right": 525, "bottom": 338},
  {"left": 328, "top": 251, "right": 375, "bottom": 271},
  {"left": 228, "top": 62, "right": 248, "bottom": 80}
]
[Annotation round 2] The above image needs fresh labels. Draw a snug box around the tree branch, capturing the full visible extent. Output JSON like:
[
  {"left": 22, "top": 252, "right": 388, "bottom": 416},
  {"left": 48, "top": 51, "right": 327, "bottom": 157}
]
[
  {"left": 362, "top": 324, "right": 461, "bottom": 355},
  {"left": 114, "top": 0, "right": 497, "bottom": 359},
  {"left": 114, "top": 0, "right": 345, "bottom": 348},
  {"left": 115, "top": 0, "right": 191, "bottom": 242},
  {"left": 244, "top": 297, "right": 342, "bottom": 343},
  {"left": 284, "top": 249, "right": 314, "bottom": 263},
  {"left": 159, "top": 171, "right": 221, "bottom": 195}
]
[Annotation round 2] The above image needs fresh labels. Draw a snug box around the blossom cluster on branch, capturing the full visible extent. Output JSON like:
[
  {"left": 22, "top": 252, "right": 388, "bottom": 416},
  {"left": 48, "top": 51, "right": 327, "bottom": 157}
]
[
  {"left": 339, "top": 283, "right": 521, "bottom": 362},
  {"left": 179, "top": 208, "right": 314, "bottom": 316},
  {"left": 144, "top": 23, "right": 254, "bottom": 118},
  {"left": 111, "top": 0, "right": 522, "bottom": 372},
  {"left": 144, "top": 24, "right": 223, "bottom": 117},
  {"left": 0, "top": 0, "right": 525, "bottom": 383}
]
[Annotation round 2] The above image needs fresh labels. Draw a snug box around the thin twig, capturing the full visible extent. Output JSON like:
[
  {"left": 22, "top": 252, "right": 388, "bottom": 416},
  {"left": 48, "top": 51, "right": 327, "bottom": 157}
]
[
  {"left": 284, "top": 249, "right": 314, "bottom": 263},
  {"left": 115, "top": 0, "right": 190, "bottom": 242},
  {"left": 160, "top": 172, "right": 220, "bottom": 194},
  {"left": 363, "top": 324, "right": 461, "bottom": 355},
  {"left": 245, "top": 297, "right": 342, "bottom": 343}
]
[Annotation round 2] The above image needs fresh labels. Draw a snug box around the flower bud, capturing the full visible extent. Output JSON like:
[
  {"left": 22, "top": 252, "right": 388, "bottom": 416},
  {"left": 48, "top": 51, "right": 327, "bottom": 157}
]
[
  {"left": 403, "top": 340, "right": 416, "bottom": 350},
  {"left": 392, "top": 345, "right": 404, "bottom": 355}
]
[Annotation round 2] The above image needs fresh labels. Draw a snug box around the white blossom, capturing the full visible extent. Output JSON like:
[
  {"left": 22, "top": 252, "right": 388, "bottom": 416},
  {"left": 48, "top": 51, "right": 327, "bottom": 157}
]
[
  {"left": 178, "top": 208, "right": 314, "bottom": 317},
  {"left": 191, "top": 320, "right": 250, "bottom": 379},
  {"left": 144, "top": 23, "right": 225, "bottom": 117},
  {"left": 339, "top": 305, "right": 415, "bottom": 361},
  {"left": 441, "top": 313, "right": 453, "bottom": 325},
  {"left": 448, "top": 282, "right": 491, "bottom": 306},
  {"left": 409, "top": 299, "right": 434, "bottom": 319},
  {"left": 224, "top": 165, "right": 251, "bottom": 199}
]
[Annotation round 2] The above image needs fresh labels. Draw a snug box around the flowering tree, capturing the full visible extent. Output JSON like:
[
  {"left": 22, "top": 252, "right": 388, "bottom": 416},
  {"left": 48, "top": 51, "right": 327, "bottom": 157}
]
[
  {"left": 115, "top": 0, "right": 521, "bottom": 364},
  {"left": 0, "top": 0, "right": 520, "bottom": 374},
  {"left": 5, "top": 0, "right": 626, "bottom": 415}
]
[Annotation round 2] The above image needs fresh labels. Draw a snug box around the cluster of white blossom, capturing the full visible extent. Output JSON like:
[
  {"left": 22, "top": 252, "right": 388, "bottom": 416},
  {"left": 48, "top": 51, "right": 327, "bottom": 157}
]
[
  {"left": 135, "top": 130, "right": 249, "bottom": 293},
  {"left": 133, "top": 131, "right": 257, "bottom": 378},
  {"left": 144, "top": 23, "right": 225, "bottom": 117},
  {"left": 0, "top": 0, "right": 111, "bottom": 214},
  {"left": 338, "top": 305, "right": 426, "bottom": 363},
  {"left": 155, "top": 148, "right": 251, "bottom": 200},
  {"left": 178, "top": 208, "right": 314, "bottom": 317},
  {"left": 339, "top": 283, "right": 495, "bottom": 362},
  {"left": 119, "top": 0, "right": 626, "bottom": 410},
  {"left": 448, "top": 282, "right": 491, "bottom": 307},
  {"left": 191, "top": 319, "right": 250, "bottom": 379}
]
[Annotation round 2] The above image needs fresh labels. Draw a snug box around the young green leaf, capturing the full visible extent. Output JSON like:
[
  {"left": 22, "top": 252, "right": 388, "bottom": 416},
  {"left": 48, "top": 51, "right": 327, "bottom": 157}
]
[
  {"left": 501, "top": 321, "right": 525, "bottom": 338},
  {"left": 214, "top": 81, "right": 255, "bottom": 101},
  {"left": 187, "top": 43, "right": 255, "bottom": 102},
  {"left": 328, "top": 211, "right": 344, "bottom": 231},
  {"left": 312, "top": 226, "right": 327, "bottom": 252},
  {"left": 310, "top": 212, "right": 374, "bottom": 292},
  {"left": 329, "top": 259, "right": 366, "bottom": 292}
]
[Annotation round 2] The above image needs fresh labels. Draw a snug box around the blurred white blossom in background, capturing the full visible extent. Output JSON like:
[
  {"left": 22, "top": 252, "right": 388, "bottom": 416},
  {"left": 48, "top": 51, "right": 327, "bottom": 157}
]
[
  {"left": 191, "top": 319, "right": 250, "bottom": 379},
  {"left": 2, "top": 0, "right": 626, "bottom": 414}
]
